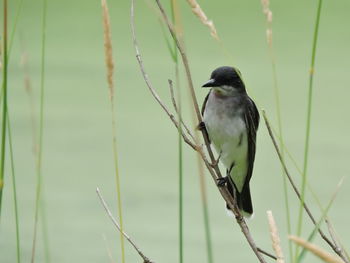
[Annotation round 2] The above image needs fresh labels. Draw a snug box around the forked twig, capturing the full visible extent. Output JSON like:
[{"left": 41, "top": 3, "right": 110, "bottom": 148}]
[
  {"left": 96, "top": 188, "right": 154, "bottom": 263},
  {"left": 130, "top": 1, "right": 196, "bottom": 152},
  {"left": 168, "top": 79, "right": 196, "bottom": 142},
  {"left": 262, "top": 110, "right": 349, "bottom": 263}
]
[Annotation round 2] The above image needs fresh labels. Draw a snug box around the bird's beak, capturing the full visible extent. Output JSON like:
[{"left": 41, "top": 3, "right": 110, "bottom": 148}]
[{"left": 202, "top": 79, "right": 216, "bottom": 88}]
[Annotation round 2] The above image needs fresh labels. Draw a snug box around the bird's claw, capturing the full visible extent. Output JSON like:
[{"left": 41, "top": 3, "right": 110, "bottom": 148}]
[
  {"left": 197, "top": 121, "right": 206, "bottom": 131},
  {"left": 216, "top": 176, "right": 228, "bottom": 187}
]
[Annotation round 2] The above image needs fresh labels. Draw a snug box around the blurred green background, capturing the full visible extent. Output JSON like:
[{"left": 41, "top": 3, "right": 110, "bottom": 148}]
[{"left": 1, "top": 0, "right": 350, "bottom": 262}]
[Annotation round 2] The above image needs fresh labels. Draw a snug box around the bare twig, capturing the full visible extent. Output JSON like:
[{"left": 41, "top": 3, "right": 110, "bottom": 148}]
[
  {"left": 168, "top": 79, "right": 196, "bottom": 142},
  {"left": 257, "top": 248, "right": 277, "bottom": 261},
  {"left": 96, "top": 188, "right": 154, "bottom": 263},
  {"left": 267, "top": 211, "right": 284, "bottom": 263},
  {"left": 131, "top": 1, "right": 272, "bottom": 262},
  {"left": 130, "top": 1, "right": 196, "bottom": 151},
  {"left": 289, "top": 235, "right": 343, "bottom": 263},
  {"left": 326, "top": 219, "right": 348, "bottom": 259},
  {"left": 263, "top": 110, "right": 349, "bottom": 263}
]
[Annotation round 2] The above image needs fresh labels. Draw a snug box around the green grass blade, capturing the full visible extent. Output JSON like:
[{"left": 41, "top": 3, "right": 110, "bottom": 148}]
[
  {"left": 298, "top": 178, "right": 343, "bottom": 262},
  {"left": 7, "top": 112, "right": 21, "bottom": 263},
  {"left": 159, "top": 20, "right": 177, "bottom": 62},
  {"left": 177, "top": 74, "right": 184, "bottom": 263},
  {"left": 170, "top": 2, "right": 183, "bottom": 262},
  {"left": 31, "top": 0, "right": 49, "bottom": 261},
  {"left": 296, "top": 0, "right": 323, "bottom": 260},
  {"left": 0, "top": 0, "right": 9, "bottom": 220},
  {"left": 8, "top": 0, "right": 24, "bottom": 58}
]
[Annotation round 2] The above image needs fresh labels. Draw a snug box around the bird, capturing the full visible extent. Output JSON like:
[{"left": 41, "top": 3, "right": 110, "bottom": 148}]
[{"left": 200, "top": 66, "right": 260, "bottom": 217}]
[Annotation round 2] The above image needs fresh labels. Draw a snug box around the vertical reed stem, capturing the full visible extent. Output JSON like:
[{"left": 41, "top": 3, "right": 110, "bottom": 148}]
[
  {"left": 296, "top": 0, "right": 323, "bottom": 259},
  {"left": 31, "top": 0, "right": 49, "bottom": 261},
  {"left": 0, "top": 0, "right": 8, "bottom": 220}
]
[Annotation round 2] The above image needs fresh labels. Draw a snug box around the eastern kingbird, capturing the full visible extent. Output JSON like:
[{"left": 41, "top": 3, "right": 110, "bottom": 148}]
[{"left": 201, "top": 66, "right": 260, "bottom": 217}]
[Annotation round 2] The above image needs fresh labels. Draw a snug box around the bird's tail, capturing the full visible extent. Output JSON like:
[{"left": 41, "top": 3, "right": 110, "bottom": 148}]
[{"left": 226, "top": 181, "right": 253, "bottom": 218}]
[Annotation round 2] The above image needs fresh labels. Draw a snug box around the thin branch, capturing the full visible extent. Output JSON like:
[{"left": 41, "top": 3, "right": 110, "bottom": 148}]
[
  {"left": 154, "top": 0, "right": 220, "bottom": 177},
  {"left": 168, "top": 79, "right": 196, "bottom": 142},
  {"left": 131, "top": 1, "right": 272, "bottom": 262},
  {"left": 96, "top": 188, "right": 154, "bottom": 263},
  {"left": 262, "top": 110, "right": 349, "bottom": 263},
  {"left": 326, "top": 219, "right": 348, "bottom": 258},
  {"left": 257, "top": 248, "right": 277, "bottom": 261},
  {"left": 130, "top": 1, "right": 196, "bottom": 152}
]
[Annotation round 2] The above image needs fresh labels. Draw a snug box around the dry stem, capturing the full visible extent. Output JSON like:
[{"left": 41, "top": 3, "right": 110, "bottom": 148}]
[
  {"left": 97, "top": 188, "right": 154, "bottom": 263},
  {"left": 267, "top": 211, "right": 284, "bottom": 263},
  {"left": 185, "top": 0, "right": 219, "bottom": 40},
  {"left": 289, "top": 235, "right": 343, "bottom": 263},
  {"left": 262, "top": 110, "right": 349, "bottom": 263}
]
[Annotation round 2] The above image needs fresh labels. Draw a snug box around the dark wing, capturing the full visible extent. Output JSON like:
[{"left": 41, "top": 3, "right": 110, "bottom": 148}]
[
  {"left": 201, "top": 92, "right": 210, "bottom": 116},
  {"left": 243, "top": 96, "right": 260, "bottom": 185},
  {"left": 200, "top": 92, "right": 211, "bottom": 143}
]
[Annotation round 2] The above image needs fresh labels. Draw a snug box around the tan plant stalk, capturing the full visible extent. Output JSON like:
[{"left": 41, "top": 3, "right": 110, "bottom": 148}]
[
  {"left": 289, "top": 236, "right": 343, "bottom": 263},
  {"left": 102, "top": 0, "right": 114, "bottom": 99},
  {"left": 261, "top": 0, "right": 273, "bottom": 46},
  {"left": 267, "top": 211, "right": 284, "bottom": 263},
  {"left": 186, "top": 0, "right": 219, "bottom": 40},
  {"left": 101, "top": 0, "right": 125, "bottom": 262}
]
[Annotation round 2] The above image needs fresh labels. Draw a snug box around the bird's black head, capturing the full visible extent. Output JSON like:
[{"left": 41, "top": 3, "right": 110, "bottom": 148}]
[{"left": 202, "top": 66, "right": 245, "bottom": 93}]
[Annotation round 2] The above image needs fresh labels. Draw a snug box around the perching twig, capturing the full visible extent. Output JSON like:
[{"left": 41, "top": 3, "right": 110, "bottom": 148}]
[
  {"left": 131, "top": 1, "right": 273, "bottom": 262},
  {"left": 96, "top": 188, "right": 154, "bottom": 263},
  {"left": 262, "top": 110, "right": 349, "bottom": 263}
]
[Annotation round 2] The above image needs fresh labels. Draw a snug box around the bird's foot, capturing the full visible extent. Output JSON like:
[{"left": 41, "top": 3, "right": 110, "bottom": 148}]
[
  {"left": 197, "top": 121, "right": 206, "bottom": 131},
  {"left": 216, "top": 176, "right": 228, "bottom": 187}
]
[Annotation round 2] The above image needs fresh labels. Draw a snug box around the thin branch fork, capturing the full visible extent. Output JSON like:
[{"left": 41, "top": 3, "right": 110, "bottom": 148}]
[
  {"left": 154, "top": 0, "right": 221, "bottom": 180},
  {"left": 168, "top": 79, "right": 196, "bottom": 143},
  {"left": 130, "top": 3, "right": 196, "bottom": 152},
  {"left": 262, "top": 111, "right": 349, "bottom": 263},
  {"left": 131, "top": 1, "right": 274, "bottom": 262},
  {"left": 97, "top": 188, "right": 154, "bottom": 263}
]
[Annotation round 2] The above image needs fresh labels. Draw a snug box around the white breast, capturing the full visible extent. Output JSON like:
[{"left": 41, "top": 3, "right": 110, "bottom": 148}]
[{"left": 203, "top": 93, "right": 248, "bottom": 192}]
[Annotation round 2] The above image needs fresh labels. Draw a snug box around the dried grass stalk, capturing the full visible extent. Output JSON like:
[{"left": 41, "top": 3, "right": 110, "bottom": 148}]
[
  {"left": 260, "top": 0, "right": 273, "bottom": 46},
  {"left": 101, "top": 0, "right": 126, "bottom": 262},
  {"left": 186, "top": 0, "right": 219, "bottom": 40},
  {"left": 101, "top": 0, "right": 114, "bottom": 99},
  {"left": 267, "top": 211, "right": 284, "bottom": 263},
  {"left": 0, "top": 42, "right": 2, "bottom": 69},
  {"left": 289, "top": 235, "right": 343, "bottom": 263}
]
